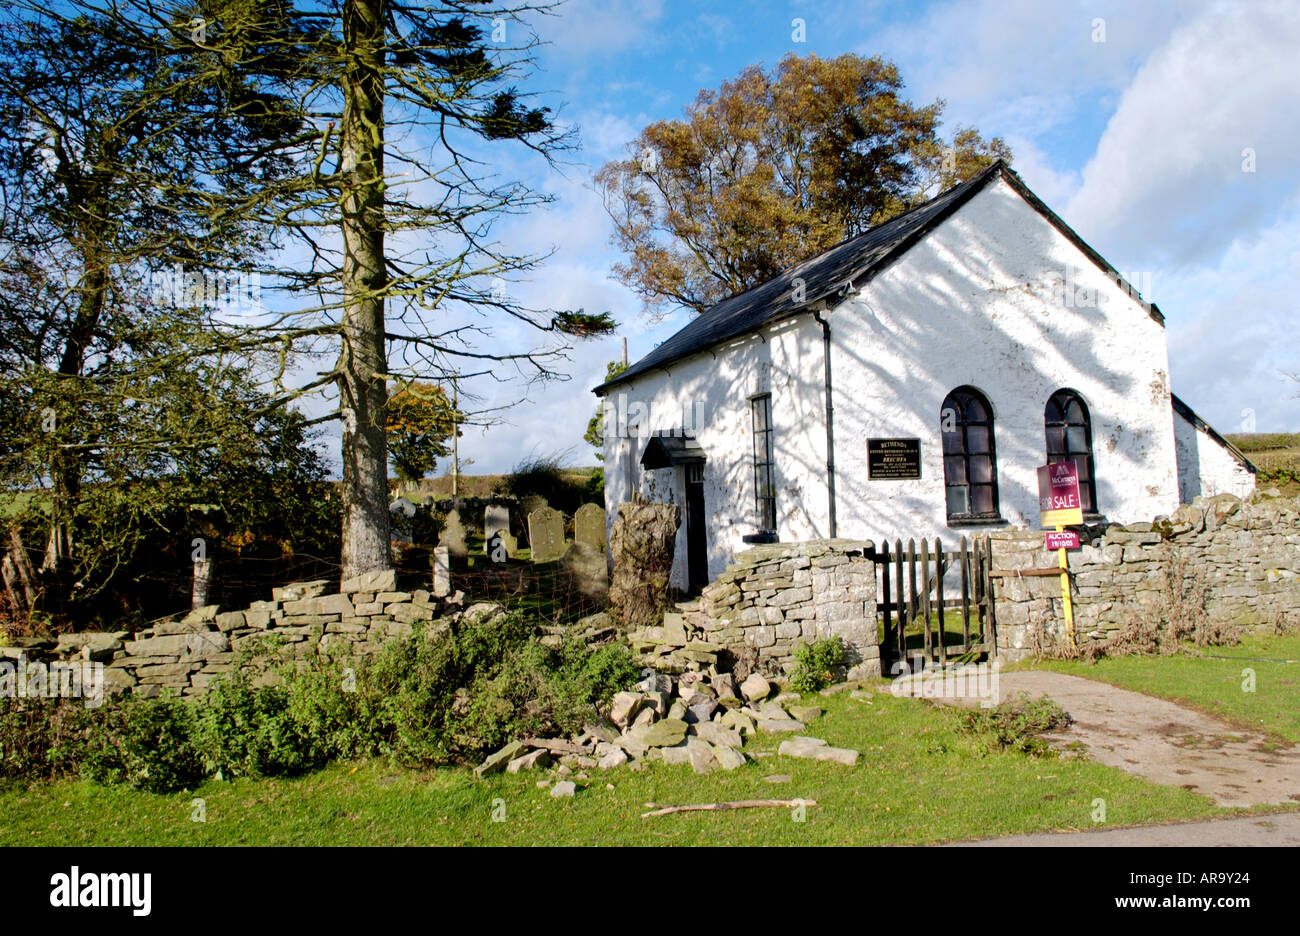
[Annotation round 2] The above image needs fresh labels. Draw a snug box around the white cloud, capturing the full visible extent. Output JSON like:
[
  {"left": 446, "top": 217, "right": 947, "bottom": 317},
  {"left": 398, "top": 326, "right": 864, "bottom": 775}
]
[
  {"left": 1063, "top": 1, "right": 1300, "bottom": 269},
  {"left": 1001, "top": 134, "right": 1081, "bottom": 208},
  {"left": 1162, "top": 208, "right": 1300, "bottom": 434},
  {"left": 864, "top": 0, "right": 1204, "bottom": 112},
  {"left": 535, "top": 0, "right": 666, "bottom": 58}
]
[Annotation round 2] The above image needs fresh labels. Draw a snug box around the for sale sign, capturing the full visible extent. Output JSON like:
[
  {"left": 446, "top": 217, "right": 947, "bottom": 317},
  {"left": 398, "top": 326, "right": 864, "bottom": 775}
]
[
  {"left": 1045, "top": 530, "right": 1080, "bottom": 550},
  {"left": 1038, "top": 462, "right": 1083, "bottom": 527}
]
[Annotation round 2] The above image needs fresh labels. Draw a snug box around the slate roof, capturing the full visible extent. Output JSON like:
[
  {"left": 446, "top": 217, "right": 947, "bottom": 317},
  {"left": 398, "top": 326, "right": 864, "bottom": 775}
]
[
  {"left": 640, "top": 432, "right": 707, "bottom": 469},
  {"left": 595, "top": 159, "right": 1164, "bottom": 395}
]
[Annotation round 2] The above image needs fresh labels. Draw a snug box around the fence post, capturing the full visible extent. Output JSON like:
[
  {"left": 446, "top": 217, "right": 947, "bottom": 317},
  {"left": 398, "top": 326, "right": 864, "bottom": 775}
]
[
  {"left": 936, "top": 539, "right": 946, "bottom": 665},
  {"left": 920, "top": 538, "right": 932, "bottom": 661},
  {"left": 879, "top": 542, "right": 891, "bottom": 674},
  {"left": 960, "top": 535, "right": 971, "bottom": 652},
  {"left": 191, "top": 557, "right": 213, "bottom": 611},
  {"left": 983, "top": 536, "right": 998, "bottom": 656}
]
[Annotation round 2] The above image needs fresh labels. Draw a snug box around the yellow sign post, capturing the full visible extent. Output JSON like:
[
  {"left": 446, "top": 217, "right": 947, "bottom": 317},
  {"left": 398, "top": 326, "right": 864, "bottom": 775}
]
[
  {"left": 1038, "top": 463, "right": 1083, "bottom": 649},
  {"left": 1054, "top": 525, "right": 1075, "bottom": 650}
]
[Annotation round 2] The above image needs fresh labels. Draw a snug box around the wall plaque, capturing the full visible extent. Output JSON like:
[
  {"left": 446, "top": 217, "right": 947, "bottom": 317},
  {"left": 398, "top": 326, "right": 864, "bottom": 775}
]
[{"left": 867, "top": 438, "right": 922, "bottom": 480}]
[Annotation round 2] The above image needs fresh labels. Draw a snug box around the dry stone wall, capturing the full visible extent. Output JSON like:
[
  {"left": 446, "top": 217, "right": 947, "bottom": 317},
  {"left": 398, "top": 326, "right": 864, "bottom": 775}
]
[
  {"left": 661, "top": 539, "right": 880, "bottom": 679},
  {"left": 990, "top": 492, "right": 1300, "bottom": 658},
  {"left": 3, "top": 570, "right": 447, "bottom": 698}
]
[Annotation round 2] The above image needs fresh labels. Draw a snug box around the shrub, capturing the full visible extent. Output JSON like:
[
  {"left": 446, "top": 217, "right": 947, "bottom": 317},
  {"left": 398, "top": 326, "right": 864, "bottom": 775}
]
[
  {"left": 1081, "top": 551, "right": 1239, "bottom": 661},
  {"left": 0, "top": 697, "right": 97, "bottom": 783},
  {"left": 496, "top": 454, "right": 597, "bottom": 518},
  {"left": 82, "top": 696, "right": 205, "bottom": 793},
  {"left": 790, "top": 636, "right": 845, "bottom": 694},
  {"left": 955, "top": 692, "right": 1072, "bottom": 756},
  {"left": 0, "top": 605, "right": 641, "bottom": 789},
  {"left": 3, "top": 694, "right": 205, "bottom": 793},
  {"left": 363, "top": 608, "right": 638, "bottom": 764}
]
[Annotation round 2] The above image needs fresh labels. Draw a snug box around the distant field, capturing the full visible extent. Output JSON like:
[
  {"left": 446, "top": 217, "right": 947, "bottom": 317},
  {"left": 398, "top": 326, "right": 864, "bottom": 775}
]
[
  {"left": 1225, "top": 432, "right": 1300, "bottom": 496},
  {"left": 410, "top": 467, "right": 600, "bottom": 499}
]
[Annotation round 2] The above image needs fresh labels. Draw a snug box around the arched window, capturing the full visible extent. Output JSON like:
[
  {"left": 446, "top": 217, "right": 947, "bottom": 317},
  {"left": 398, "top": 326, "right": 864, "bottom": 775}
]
[
  {"left": 1045, "top": 389, "right": 1098, "bottom": 514},
  {"left": 941, "top": 387, "right": 1000, "bottom": 522}
]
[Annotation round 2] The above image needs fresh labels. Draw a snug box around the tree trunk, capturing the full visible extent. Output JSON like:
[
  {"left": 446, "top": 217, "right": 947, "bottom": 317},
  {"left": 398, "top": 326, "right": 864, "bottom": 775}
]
[
  {"left": 336, "top": 0, "right": 391, "bottom": 578},
  {"left": 41, "top": 250, "right": 106, "bottom": 607},
  {"left": 3, "top": 527, "right": 39, "bottom": 615}
]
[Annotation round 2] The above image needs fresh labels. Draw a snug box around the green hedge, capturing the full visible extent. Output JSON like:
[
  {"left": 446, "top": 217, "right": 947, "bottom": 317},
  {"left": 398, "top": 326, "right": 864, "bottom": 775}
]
[{"left": 0, "top": 610, "right": 638, "bottom": 792}]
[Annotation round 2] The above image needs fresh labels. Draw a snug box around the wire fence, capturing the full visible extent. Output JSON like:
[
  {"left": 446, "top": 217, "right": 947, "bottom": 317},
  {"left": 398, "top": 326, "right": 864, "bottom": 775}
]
[
  {"left": 442, "top": 554, "right": 608, "bottom": 625},
  {"left": 5, "top": 532, "right": 606, "bottom": 634}
]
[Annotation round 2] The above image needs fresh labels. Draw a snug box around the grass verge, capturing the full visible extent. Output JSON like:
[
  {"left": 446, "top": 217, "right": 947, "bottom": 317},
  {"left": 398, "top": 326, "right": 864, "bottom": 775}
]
[{"left": 0, "top": 689, "right": 1234, "bottom": 846}]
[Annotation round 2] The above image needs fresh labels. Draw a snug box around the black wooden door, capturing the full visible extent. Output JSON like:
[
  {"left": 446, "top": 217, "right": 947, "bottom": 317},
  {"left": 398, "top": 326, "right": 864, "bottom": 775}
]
[{"left": 685, "top": 473, "right": 708, "bottom": 593}]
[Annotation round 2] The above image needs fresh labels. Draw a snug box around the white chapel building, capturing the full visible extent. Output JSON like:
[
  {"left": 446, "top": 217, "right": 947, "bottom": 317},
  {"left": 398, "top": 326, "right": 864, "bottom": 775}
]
[{"left": 594, "top": 161, "right": 1255, "bottom": 592}]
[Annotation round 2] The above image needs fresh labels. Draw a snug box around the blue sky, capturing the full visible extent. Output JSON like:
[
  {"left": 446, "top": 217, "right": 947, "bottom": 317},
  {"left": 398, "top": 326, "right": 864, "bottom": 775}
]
[{"left": 381, "top": 0, "right": 1300, "bottom": 474}]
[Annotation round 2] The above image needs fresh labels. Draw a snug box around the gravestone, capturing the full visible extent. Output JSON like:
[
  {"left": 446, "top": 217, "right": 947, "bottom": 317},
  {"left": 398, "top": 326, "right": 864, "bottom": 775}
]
[
  {"left": 439, "top": 508, "right": 467, "bottom": 559},
  {"left": 390, "top": 496, "right": 417, "bottom": 545},
  {"left": 484, "top": 505, "right": 510, "bottom": 552},
  {"left": 389, "top": 496, "right": 418, "bottom": 518},
  {"left": 574, "top": 503, "right": 607, "bottom": 551},
  {"left": 432, "top": 546, "right": 451, "bottom": 596},
  {"left": 527, "top": 506, "right": 566, "bottom": 563},
  {"left": 561, "top": 541, "right": 608, "bottom": 600}
]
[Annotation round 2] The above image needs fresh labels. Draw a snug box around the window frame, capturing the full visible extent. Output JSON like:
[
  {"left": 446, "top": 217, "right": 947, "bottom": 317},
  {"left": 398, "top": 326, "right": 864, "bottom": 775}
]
[
  {"left": 1045, "top": 388, "right": 1100, "bottom": 517},
  {"left": 940, "top": 386, "right": 1003, "bottom": 525},
  {"left": 750, "top": 393, "right": 776, "bottom": 533}
]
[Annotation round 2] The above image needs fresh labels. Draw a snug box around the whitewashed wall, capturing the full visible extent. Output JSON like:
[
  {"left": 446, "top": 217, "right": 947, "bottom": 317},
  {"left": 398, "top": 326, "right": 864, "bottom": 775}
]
[
  {"left": 602, "top": 174, "right": 1200, "bottom": 586},
  {"left": 601, "top": 314, "right": 829, "bottom": 588},
  {"left": 830, "top": 175, "right": 1182, "bottom": 547},
  {"left": 1173, "top": 409, "right": 1256, "bottom": 501}
]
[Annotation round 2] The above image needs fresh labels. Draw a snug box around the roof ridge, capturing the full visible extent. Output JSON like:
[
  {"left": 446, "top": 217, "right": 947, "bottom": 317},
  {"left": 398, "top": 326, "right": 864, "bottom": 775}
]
[
  {"left": 708, "top": 160, "right": 1008, "bottom": 310},
  {"left": 594, "top": 158, "right": 1035, "bottom": 395}
]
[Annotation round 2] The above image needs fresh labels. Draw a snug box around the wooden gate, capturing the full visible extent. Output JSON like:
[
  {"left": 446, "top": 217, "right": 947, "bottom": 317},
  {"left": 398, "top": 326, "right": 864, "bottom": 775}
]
[{"left": 877, "top": 536, "right": 997, "bottom": 671}]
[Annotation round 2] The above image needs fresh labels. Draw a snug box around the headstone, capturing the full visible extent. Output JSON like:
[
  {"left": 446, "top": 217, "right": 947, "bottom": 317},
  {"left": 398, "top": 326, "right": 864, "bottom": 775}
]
[
  {"left": 439, "top": 508, "right": 467, "bottom": 559},
  {"left": 390, "top": 497, "right": 417, "bottom": 546},
  {"left": 574, "top": 503, "right": 606, "bottom": 551},
  {"left": 432, "top": 546, "right": 451, "bottom": 596},
  {"left": 484, "top": 505, "right": 510, "bottom": 551},
  {"left": 389, "top": 496, "right": 417, "bottom": 518},
  {"left": 527, "top": 506, "right": 566, "bottom": 563},
  {"left": 561, "top": 541, "right": 608, "bottom": 599}
]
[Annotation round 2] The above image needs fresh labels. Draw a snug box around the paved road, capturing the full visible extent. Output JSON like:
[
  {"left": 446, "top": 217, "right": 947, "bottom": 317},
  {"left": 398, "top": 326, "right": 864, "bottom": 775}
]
[
  {"left": 890, "top": 669, "right": 1300, "bottom": 808},
  {"left": 949, "top": 811, "right": 1300, "bottom": 846}
]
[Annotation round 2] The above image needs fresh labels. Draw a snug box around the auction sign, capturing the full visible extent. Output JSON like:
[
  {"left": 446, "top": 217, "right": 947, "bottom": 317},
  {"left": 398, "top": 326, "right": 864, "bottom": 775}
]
[{"left": 1045, "top": 530, "right": 1080, "bottom": 550}]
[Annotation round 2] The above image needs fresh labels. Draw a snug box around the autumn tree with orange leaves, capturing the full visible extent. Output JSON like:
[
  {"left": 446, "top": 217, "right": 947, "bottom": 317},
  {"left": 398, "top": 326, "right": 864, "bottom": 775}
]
[{"left": 597, "top": 53, "right": 1011, "bottom": 319}]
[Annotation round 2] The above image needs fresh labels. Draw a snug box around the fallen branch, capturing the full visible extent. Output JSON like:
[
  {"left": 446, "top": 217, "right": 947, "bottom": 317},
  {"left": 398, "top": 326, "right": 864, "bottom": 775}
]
[{"left": 641, "top": 799, "right": 817, "bottom": 818}]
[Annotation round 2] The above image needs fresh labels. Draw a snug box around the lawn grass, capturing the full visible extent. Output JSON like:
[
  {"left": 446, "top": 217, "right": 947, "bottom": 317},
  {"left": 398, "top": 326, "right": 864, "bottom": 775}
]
[
  {"left": 1020, "top": 631, "right": 1300, "bottom": 744},
  {"left": 0, "top": 689, "right": 1233, "bottom": 846}
]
